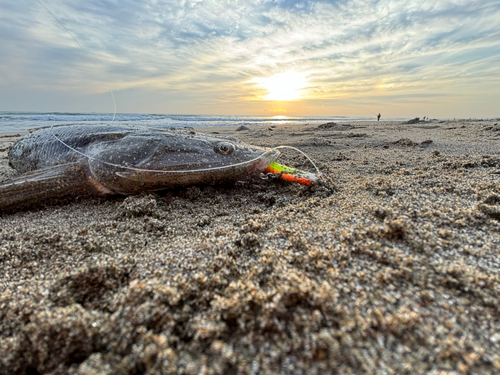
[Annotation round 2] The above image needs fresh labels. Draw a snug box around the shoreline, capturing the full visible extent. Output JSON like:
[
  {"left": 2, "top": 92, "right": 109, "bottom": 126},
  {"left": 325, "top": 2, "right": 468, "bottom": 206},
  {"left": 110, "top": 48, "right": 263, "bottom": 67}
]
[
  {"left": 0, "top": 117, "right": 497, "bottom": 138},
  {"left": 1, "top": 118, "right": 488, "bottom": 138},
  {"left": 0, "top": 120, "right": 402, "bottom": 135}
]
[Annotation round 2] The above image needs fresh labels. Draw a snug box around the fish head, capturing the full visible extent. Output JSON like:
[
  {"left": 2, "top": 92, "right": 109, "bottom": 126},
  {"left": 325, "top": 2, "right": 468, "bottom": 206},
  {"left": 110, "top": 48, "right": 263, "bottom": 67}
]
[{"left": 87, "top": 128, "right": 280, "bottom": 194}]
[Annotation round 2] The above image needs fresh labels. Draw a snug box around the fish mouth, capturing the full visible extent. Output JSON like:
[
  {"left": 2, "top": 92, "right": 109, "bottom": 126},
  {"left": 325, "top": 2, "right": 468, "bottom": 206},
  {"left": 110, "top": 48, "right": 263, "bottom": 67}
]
[{"left": 250, "top": 149, "right": 281, "bottom": 173}]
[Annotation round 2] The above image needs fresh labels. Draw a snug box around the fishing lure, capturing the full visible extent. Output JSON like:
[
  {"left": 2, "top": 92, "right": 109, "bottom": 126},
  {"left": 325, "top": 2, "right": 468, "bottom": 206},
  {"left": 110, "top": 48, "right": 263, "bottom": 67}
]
[
  {"left": 261, "top": 145, "right": 322, "bottom": 186},
  {"left": 262, "top": 162, "right": 318, "bottom": 186}
]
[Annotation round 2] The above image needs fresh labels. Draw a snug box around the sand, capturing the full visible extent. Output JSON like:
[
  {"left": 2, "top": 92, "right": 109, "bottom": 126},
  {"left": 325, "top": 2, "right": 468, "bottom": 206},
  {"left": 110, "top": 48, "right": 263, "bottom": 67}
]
[{"left": 1, "top": 119, "right": 500, "bottom": 374}]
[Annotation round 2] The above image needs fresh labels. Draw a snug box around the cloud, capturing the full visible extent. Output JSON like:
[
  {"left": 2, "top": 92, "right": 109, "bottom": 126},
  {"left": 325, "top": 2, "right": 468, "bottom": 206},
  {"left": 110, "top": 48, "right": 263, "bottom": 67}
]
[{"left": 0, "top": 0, "right": 499, "bottom": 116}]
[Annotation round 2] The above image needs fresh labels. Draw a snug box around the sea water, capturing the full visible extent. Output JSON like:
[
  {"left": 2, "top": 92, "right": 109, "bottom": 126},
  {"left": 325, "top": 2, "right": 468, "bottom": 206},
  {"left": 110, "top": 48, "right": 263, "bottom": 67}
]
[{"left": 0, "top": 112, "right": 408, "bottom": 133}]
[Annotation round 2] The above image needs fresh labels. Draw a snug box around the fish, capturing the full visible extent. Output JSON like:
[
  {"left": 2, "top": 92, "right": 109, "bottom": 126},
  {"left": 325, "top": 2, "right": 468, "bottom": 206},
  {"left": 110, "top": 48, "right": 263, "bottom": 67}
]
[{"left": 0, "top": 124, "right": 280, "bottom": 212}]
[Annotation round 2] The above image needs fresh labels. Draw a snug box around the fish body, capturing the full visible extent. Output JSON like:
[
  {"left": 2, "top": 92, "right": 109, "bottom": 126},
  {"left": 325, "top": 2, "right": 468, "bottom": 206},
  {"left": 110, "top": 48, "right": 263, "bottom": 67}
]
[{"left": 1, "top": 125, "right": 279, "bottom": 212}]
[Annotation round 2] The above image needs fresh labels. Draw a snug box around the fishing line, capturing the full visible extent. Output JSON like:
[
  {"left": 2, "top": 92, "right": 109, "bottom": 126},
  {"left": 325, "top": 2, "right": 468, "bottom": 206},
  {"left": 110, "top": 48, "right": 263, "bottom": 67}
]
[
  {"left": 362, "top": 108, "right": 378, "bottom": 116},
  {"left": 48, "top": 125, "right": 276, "bottom": 174},
  {"left": 37, "top": 1, "right": 320, "bottom": 185},
  {"left": 36, "top": 0, "right": 117, "bottom": 122},
  {"left": 340, "top": 104, "right": 379, "bottom": 117},
  {"left": 274, "top": 146, "right": 321, "bottom": 176}
]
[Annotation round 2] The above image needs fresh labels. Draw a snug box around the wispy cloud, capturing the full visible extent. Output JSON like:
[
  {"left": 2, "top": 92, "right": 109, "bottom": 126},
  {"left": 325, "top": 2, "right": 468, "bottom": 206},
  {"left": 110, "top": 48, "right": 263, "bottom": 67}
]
[{"left": 0, "top": 0, "right": 499, "bottom": 116}]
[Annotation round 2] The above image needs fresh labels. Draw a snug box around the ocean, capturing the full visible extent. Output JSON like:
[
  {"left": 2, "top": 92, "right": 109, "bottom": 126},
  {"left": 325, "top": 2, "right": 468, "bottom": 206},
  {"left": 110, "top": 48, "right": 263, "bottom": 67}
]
[{"left": 0, "top": 111, "right": 409, "bottom": 133}]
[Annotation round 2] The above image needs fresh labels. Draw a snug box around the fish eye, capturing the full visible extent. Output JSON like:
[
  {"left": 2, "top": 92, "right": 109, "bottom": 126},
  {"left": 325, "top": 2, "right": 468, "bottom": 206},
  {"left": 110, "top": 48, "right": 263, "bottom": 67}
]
[{"left": 215, "top": 142, "right": 235, "bottom": 155}]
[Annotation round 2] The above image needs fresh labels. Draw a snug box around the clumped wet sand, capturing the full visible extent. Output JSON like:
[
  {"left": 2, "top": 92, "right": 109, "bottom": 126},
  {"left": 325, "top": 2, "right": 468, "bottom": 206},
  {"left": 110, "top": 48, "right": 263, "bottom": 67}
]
[{"left": 1, "top": 119, "right": 500, "bottom": 374}]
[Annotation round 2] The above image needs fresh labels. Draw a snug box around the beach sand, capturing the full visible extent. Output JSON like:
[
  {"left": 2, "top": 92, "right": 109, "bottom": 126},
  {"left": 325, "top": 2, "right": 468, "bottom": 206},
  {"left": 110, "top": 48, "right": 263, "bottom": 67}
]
[{"left": 1, "top": 119, "right": 500, "bottom": 374}]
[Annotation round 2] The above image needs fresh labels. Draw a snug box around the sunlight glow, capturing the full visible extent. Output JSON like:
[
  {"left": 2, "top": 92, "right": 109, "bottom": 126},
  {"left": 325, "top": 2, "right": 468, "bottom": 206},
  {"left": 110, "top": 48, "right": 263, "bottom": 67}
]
[
  {"left": 377, "top": 83, "right": 394, "bottom": 89},
  {"left": 254, "top": 72, "right": 308, "bottom": 101}
]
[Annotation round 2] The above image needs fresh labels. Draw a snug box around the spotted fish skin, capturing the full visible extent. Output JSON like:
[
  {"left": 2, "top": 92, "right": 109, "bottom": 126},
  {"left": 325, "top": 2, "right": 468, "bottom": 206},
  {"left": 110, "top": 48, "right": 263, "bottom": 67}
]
[{"left": 1, "top": 125, "right": 279, "bottom": 212}]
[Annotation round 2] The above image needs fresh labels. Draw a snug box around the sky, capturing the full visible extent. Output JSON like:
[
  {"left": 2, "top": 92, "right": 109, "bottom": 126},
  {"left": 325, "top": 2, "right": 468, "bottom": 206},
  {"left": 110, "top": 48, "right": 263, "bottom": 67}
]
[{"left": 0, "top": 0, "right": 499, "bottom": 118}]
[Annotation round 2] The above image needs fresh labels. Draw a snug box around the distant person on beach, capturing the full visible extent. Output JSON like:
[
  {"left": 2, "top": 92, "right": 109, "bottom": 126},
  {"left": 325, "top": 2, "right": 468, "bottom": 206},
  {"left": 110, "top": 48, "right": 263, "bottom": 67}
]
[{"left": 377, "top": 113, "right": 381, "bottom": 121}]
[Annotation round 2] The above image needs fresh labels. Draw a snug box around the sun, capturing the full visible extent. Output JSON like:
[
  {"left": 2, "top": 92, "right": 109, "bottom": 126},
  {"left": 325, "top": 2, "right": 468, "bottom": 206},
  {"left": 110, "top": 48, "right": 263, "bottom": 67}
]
[{"left": 253, "top": 72, "right": 308, "bottom": 101}]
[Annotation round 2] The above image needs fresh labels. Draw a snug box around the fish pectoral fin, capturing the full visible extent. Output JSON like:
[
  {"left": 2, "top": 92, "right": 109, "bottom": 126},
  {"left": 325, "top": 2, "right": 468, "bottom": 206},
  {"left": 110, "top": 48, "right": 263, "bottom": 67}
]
[{"left": 0, "top": 162, "right": 97, "bottom": 213}]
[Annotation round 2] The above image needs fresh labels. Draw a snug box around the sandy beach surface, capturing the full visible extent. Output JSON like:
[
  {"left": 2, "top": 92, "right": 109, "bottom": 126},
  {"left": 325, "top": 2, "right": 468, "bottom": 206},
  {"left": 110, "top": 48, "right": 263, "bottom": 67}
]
[{"left": 1, "top": 119, "right": 500, "bottom": 374}]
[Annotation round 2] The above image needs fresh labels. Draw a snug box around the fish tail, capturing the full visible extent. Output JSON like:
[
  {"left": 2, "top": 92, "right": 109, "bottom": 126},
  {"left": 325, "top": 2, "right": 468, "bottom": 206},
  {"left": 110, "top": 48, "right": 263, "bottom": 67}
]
[{"left": 0, "top": 162, "right": 96, "bottom": 214}]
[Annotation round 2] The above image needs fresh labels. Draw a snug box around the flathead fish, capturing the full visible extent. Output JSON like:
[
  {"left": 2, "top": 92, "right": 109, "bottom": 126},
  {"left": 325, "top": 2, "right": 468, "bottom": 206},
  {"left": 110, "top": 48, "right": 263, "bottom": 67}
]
[{"left": 0, "top": 125, "right": 280, "bottom": 212}]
